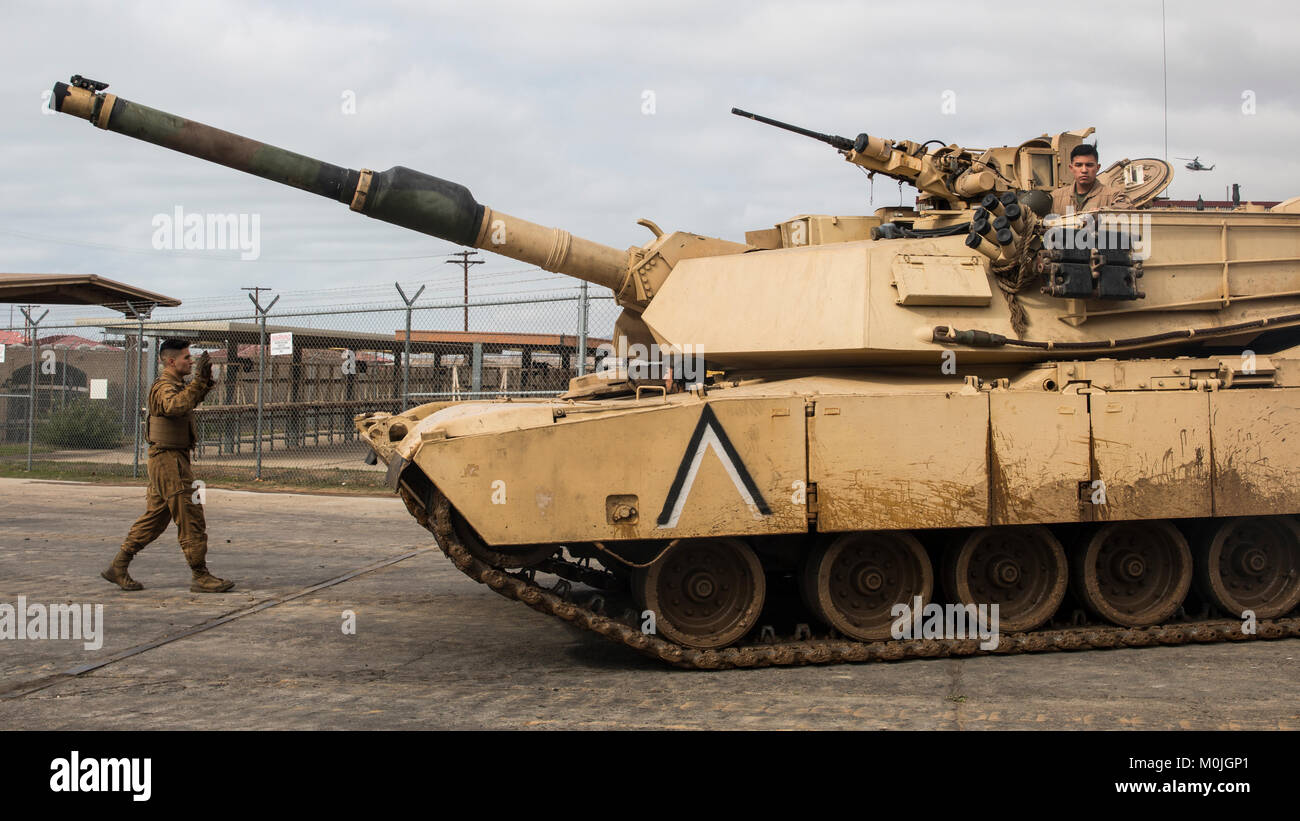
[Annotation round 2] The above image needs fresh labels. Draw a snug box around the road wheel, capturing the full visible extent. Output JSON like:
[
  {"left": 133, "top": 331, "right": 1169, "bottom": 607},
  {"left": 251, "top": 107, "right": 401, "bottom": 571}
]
[
  {"left": 802, "top": 531, "right": 932, "bottom": 640},
  {"left": 942, "top": 526, "right": 1067, "bottom": 632},
  {"left": 1194, "top": 516, "right": 1300, "bottom": 619},
  {"left": 634, "top": 538, "right": 765, "bottom": 649},
  {"left": 1072, "top": 521, "right": 1192, "bottom": 627}
]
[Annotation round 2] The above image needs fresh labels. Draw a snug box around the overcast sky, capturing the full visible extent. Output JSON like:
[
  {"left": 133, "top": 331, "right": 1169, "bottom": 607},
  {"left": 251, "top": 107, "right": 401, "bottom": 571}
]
[{"left": 3, "top": 0, "right": 1298, "bottom": 330}]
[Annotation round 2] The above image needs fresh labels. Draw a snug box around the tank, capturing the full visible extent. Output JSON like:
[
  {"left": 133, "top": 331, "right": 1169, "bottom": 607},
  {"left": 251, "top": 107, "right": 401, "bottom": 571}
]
[{"left": 51, "top": 75, "right": 1300, "bottom": 667}]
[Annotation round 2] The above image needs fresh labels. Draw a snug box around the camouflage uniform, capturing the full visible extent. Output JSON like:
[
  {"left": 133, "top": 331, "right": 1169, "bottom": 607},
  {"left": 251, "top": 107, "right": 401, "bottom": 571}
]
[
  {"left": 1050, "top": 179, "right": 1133, "bottom": 215},
  {"left": 102, "top": 367, "right": 234, "bottom": 592}
]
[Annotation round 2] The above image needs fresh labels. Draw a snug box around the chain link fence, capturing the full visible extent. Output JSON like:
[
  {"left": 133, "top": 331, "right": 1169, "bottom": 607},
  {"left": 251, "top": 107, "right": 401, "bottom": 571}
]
[{"left": 1, "top": 285, "right": 618, "bottom": 489}]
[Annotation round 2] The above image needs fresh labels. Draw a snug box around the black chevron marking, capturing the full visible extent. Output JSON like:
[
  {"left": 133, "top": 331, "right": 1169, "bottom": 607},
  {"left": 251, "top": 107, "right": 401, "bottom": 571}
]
[{"left": 656, "top": 403, "right": 772, "bottom": 527}]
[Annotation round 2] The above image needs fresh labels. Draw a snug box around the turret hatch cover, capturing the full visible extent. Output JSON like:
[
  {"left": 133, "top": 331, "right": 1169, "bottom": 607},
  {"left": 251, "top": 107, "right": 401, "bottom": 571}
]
[{"left": 1099, "top": 158, "right": 1174, "bottom": 207}]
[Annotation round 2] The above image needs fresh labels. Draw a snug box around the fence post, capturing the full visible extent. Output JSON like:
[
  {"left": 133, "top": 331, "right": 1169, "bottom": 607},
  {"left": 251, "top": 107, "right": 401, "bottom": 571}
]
[
  {"left": 577, "top": 281, "right": 589, "bottom": 377},
  {"left": 121, "top": 328, "right": 131, "bottom": 436},
  {"left": 471, "top": 342, "right": 483, "bottom": 394},
  {"left": 395, "top": 282, "right": 425, "bottom": 411},
  {"left": 133, "top": 310, "right": 145, "bottom": 478},
  {"left": 223, "top": 338, "right": 237, "bottom": 454},
  {"left": 256, "top": 307, "right": 266, "bottom": 478},
  {"left": 19, "top": 307, "right": 48, "bottom": 472},
  {"left": 247, "top": 290, "right": 279, "bottom": 480}
]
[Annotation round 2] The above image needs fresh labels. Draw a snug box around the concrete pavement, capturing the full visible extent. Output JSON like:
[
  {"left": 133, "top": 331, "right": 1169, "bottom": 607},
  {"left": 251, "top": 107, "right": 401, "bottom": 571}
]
[{"left": 1, "top": 477, "right": 1296, "bottom": 730}]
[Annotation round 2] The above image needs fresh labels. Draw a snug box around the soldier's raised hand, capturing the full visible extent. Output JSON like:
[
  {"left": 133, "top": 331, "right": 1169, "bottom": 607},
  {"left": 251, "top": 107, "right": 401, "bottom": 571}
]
[{"left": 196, "top": 351, "right": 214, "bottom": 382}]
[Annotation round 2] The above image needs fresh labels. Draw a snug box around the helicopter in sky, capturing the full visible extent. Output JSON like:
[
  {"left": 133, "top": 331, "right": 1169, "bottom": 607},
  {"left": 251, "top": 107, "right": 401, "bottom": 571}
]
[{"left": 1177, "top": 156, "right": 1216, "bottom": 171}]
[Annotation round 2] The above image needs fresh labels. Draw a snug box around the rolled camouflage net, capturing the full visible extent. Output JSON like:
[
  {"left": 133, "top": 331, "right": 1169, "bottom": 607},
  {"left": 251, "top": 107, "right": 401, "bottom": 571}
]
[{"left": 991, "top": 212, "right": 1043, "bottom": 337}]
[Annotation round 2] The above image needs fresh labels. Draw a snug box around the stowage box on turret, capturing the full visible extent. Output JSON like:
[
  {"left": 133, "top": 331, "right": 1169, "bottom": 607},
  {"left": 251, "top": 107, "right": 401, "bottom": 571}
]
[{"left": 51, "top": 76, "right": 1300, "bottom": 667}]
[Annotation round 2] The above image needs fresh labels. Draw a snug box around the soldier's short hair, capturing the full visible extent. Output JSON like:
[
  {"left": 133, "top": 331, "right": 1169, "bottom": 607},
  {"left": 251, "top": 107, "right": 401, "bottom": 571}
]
[
  {"left": 1071, "top": 144, "right": 1099, "bottom": 162},
  {"left": 159, "top": 338, "right": 190, "bottom": 359}
]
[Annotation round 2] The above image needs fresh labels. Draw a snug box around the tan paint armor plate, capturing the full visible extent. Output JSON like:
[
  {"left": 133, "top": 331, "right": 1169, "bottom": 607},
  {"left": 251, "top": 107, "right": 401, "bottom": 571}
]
[
  {"left": 414, "top": 396, "right": 808, "bottom": 545},
  {"left": 1090, "top": 391, "right": 1212, "bottom": 520},
  {"left": 810, "top": 391, "right": 988, "bottom": 531}
]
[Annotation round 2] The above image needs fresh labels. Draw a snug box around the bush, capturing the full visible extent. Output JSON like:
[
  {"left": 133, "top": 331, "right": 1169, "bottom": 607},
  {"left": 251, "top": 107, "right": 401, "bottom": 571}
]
[{"left": 37, "top": 399, "right": 124, "bottom": 449}]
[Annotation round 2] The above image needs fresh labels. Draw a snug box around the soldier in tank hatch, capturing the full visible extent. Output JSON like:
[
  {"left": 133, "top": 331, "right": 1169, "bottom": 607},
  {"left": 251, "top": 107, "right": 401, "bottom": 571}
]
[{"left": 1051, "top": 144, "right": 1133, "bottom": 214}]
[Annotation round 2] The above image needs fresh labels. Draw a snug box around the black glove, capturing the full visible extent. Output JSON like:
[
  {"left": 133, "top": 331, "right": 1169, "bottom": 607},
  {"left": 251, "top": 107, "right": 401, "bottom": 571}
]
[{"left": 196, "top": 351, "right": 214, "bottom": 382}]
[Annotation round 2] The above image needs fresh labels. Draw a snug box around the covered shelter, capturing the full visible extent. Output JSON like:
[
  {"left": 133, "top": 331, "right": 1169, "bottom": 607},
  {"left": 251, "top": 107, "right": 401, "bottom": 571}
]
[
  {"left": 0, "top": 273, "right": 180, "bottom": 314},
  {"left": 0, "top": 274, "right": 180, "bottom": 469}
]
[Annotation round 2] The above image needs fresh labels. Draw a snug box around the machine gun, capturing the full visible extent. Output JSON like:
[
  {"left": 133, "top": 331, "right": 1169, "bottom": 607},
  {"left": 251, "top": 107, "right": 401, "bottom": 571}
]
[{"left": 731, "top": 106, "right": 1145, "bottom": 210}]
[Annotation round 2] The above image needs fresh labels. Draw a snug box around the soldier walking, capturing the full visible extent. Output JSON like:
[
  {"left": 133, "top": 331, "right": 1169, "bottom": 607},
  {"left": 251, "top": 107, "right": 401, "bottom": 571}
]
[{"left": 101, "top": 338, "right": 235, "bottom": 593}]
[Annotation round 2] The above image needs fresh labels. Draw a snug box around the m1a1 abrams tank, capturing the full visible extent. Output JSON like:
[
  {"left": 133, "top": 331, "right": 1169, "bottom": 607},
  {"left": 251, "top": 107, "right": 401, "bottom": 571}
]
[{"left": 51, "top": 75, "right": 1300, "bottom": 668}]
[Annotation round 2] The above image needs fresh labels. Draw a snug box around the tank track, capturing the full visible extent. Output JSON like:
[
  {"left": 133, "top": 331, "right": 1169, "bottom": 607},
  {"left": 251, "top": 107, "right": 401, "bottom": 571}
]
[{"left": 403, "top": 488, "right": 1300, "bottom": 669}]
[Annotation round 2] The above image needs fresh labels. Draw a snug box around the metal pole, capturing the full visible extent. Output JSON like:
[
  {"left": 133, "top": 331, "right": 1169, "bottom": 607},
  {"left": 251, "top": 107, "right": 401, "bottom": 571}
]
[
  {"left": 133, "top": 311, "right": 144, "bottom": 478},
  {"left": 245, "top": 289, "right": 279, "bottom": 481},
  {"left": 28, "top": 321, "right": 36, "bottom": 470},
  {"left": 121, "top": 327, "right": 130, "bottom": 435},
  {"left": 395, "top": 282, "right": 425, "bottom": 412},
  {"left": 1161, "top": 0, "right": 1168, "bottom": 163},
  {"left": 257, "top": 309, "right": 266, "bottom": 479},
  {"left": 19, "top": 307, "right": 46, "bottom": 472},
  {"left": 577, "top": 281, "right": 589, "bottom": 377},
  {"left": 28, "top": 328, "right": 35, "bottom": 470},
  {"left": 471, "top": 342, "right": 483, "bottom": 394}
]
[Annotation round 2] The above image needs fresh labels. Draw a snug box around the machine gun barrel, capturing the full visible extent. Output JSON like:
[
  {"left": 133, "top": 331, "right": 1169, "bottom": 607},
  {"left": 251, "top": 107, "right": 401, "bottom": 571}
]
[
  {"left": 730, "top": 108, "right": 854, "bottom": 152},
  {"left": 49, "top": 76, "right": 628, "bottom": 292}
]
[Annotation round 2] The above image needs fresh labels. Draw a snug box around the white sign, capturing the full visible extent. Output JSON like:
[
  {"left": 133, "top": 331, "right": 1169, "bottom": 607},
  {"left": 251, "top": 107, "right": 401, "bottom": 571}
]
[
  {"left": 89, "top": 379, "right": 109, "bottom": 400},
  {"left": 269, "top": 332, "right": 293, "bottom": 356},
  {"left": 0, "top": 343, "right": 5, "bottom": 363}
]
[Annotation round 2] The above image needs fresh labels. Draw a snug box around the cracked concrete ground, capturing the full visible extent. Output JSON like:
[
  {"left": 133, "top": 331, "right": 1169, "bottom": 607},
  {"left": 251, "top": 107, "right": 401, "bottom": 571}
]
[{"left": 1, "top": 477, "right": 1297, "bottom": 730}]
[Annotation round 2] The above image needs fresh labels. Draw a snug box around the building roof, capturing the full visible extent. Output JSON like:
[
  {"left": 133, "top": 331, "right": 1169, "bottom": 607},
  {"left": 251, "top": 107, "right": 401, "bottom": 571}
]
[
  {"left": 403, "top": 329, "right": 610, "bottom": 351},
  {"left": 77, "top": 318, "right": 399, "bottom": 351},
  {"left": 75, "top": 319, "right": 609, "bottom": 355},
  {"left": 37, "top": 334, "right": 118, "bottom": 350},
  {"left": 1152, "top": 199, "right": 1281, "bottom": 209},
  {"left": 207, "top": 344, "right": 393, "bottom": 363},
  {"left": 0, "top": 274, "right": 181, "bottom": 313}
]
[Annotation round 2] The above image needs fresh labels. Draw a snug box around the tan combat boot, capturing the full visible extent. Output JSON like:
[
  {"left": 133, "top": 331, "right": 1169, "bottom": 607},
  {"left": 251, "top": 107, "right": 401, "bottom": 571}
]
[
  {"left": 183, "top": 543, "right": 235, "bottom": 593},
  {"left": 101, "top": 549, "right": 144, "bottom": 591},
  {"left": 190, "top": 566, "right": 235, "bottom": 593}
]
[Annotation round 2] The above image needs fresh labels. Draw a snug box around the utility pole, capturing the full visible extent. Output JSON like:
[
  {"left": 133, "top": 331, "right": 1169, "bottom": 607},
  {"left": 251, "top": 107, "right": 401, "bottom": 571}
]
[{"left": 445, "top": 251, "right": 484, "bottom": 332}]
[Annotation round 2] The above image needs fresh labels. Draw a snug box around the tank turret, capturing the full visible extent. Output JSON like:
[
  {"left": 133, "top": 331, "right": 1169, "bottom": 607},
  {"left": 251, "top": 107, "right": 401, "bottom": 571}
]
[{"left": 50, "top": 77, "right": 1300, "bottom": 371}]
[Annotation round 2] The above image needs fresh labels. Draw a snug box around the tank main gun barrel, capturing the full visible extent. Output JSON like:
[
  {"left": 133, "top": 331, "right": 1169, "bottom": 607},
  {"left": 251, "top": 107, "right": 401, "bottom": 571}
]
[{"left": 49, "top": 76, "right": 628, "bottom": 292}]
